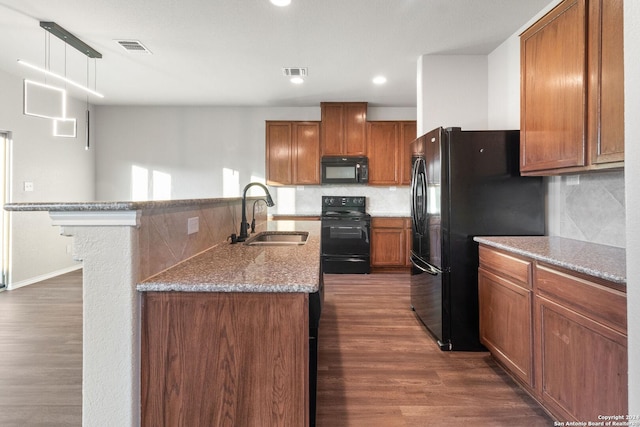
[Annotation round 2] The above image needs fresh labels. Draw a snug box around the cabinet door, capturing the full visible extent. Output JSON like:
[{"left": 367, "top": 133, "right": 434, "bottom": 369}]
[
  {"left": 367, "top": 122, "right": 399, "bottom": 185},
  {"left": 478, "top": 268, "right": 533, "bottom": 386},
  {"left": 400, "top": 121, "right": 417, "bottom": 185},
  {"left": 293, "top": 122, "right": 320, "bottom": 184},
  {"left": 404, "top": 221, "right": 412, "bottom": 267},
  {"left": 266, "top": 121, "right": 292, "bottom": 185},
  {"left": 320, "top": 103, "right": 344, "bottom": 156},
  {"left": 371, "top": 218, "right": 406, "bottom": 267},
  {"left": 588, "top": 0, "right": 624, "bottom": 165},
  {"left": 535, "top": 296, "right": 627, "bottom": 421},
  {"left": 344, "top": 103, "right": 367, "bottom": 155},
  {"left": 520, "top": 0, "right": 587, "bottom": 173}
]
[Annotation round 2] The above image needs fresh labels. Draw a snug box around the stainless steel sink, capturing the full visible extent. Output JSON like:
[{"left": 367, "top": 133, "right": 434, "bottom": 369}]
[{"left": 244, "top": 231, "right": 309, "bottom": 246}]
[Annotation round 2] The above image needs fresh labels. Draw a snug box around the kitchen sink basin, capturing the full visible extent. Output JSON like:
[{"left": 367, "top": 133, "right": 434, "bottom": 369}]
[{"left": 244, "top": 231, "right": 309, "bottom": 246}]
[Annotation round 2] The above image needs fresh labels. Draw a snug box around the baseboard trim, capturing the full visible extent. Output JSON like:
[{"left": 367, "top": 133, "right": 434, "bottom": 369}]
[{"left": 7, "top": 264, "right": 83, "bottom": 290}]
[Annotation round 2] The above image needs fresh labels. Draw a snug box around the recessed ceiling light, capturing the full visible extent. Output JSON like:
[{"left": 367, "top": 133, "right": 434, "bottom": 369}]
[
  {"left": 290, "top": 77, "right": 304, "bottom": 84},
  {"left": 373, "top": 75, "right": 387, "bottom": 85},
  {"left": 271, "top": 0, "right": 291, "bottom": 6}
]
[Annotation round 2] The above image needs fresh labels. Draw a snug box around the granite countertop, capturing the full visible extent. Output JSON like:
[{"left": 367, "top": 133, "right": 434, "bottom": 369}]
[
  {"left": 3, "top": 197, "right": 241, "bottom": 212},
  {"left": 474, "top": 236, "right": 626, "bottom": 285},
  {"left": 137, "top": 221, "right": 321, "bottom": 293}
]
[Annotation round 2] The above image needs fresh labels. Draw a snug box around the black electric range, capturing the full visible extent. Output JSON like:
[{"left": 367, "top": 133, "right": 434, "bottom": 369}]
[{"left": 320, "top": 196, "right": 371, "bottom": 274}]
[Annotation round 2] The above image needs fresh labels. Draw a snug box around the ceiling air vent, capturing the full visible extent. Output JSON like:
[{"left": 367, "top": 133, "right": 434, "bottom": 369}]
[
  {"left": 115, "top": 40, "right": 152, "bottom": 54},
  {"left": 282, "top": 67, "right": 308, "bottom": 77}
]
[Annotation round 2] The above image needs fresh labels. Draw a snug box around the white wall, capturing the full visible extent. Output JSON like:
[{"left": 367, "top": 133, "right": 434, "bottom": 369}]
[
  {"left": 94, "top": 104, "right": 416, "bottom": 218},
  {"left": 94, "top": 106, "right": 320, "bottom": 201},
  {"left": 417, "top": 55, "right": 488, "bottom": 134},
  {"left": 624, "top": 0, "right": 640, "bottom": 416},
  {"left": 0, "top": 68, "right": 95, "bottom": 287}
]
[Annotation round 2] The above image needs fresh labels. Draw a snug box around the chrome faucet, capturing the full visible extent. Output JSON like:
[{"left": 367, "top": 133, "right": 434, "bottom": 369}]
[{"left": 237, "top": 182, "right": 274, "bottom": 242}]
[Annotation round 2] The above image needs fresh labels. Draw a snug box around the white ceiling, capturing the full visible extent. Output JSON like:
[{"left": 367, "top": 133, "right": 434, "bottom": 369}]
[{"left": 0, "top": 0, "right": 553, "bottom": 107}]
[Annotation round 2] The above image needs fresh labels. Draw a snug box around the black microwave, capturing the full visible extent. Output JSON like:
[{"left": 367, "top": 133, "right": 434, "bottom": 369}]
[{"left": 321, "top": 156, "right": 368, "bottom": 184}]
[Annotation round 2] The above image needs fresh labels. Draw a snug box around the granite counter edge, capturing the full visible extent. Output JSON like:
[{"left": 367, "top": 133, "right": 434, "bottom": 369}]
[
  {"left": 4, "top": 197, "right": 245, "bottom": 212},
  {"left": 474, "top": 237, "right": 626, "bottom": 285},
  {"left": 137, "top": 282, "right": 319, "bottom": 293}
]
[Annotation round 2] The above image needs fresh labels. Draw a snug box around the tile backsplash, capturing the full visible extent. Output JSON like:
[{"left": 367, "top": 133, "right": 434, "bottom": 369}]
[
  {"left": 271, "top": 185, "right": 411, "bottom": 216},
  {"left": 552, "top": 171, "right": 625, "bottom": 248}
]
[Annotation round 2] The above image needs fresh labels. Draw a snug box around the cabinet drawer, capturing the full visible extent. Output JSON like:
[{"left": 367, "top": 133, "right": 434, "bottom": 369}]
[
  {"left": 535, "top": 264, "right": 626, "bottom": 334},
  {"left": 372, "top": 217, "right": 406, "bottom": 228},
  {"left": 478, "top": 246, "right": 533, "bottom": 288}
]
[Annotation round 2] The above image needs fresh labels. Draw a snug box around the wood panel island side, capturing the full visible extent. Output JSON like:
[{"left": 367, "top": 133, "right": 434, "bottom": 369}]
[{"left": 138, "top": 221, "right": 322, "bottom": 427}]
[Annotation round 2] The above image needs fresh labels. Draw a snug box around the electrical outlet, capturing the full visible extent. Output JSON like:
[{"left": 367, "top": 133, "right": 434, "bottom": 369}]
[
  {"left": 566, "top": 175, "right": 580, "bottom": 186},
  {"left": 187, "top": 217, "right": 199, "bottom": 234},
  {"left": 24, "top": 181, "right": 34, "bottom": 192}
]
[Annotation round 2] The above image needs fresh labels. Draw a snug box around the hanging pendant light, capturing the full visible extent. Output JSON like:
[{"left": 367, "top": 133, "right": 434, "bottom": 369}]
[{"left": 20, "top": 21, "right": 103, "bottom": 143}]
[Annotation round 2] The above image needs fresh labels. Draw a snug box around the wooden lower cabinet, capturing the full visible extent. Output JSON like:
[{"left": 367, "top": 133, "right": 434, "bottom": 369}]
[
  {"left": 478, "top": 267, "right": 533, "bottom": 386},
  {"left": 534, "top": 264, "right": 628, "bottom": 421},
  {"left": 478, "top": 245, "right": 627, "bottom": 422},
  {"left": 370, "top": 217, "right": 411, "bottom": 269},
  {"left": 535, "top": 296, "right": 627, "bottom": 421},
  {"left": 141, "top": 292, "right": 309, "bottom": 427}
]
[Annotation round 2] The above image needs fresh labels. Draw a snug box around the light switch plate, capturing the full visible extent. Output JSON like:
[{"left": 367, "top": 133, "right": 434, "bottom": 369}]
[{"left": 187, "top": 217, "right": 199, "bottom": 234}]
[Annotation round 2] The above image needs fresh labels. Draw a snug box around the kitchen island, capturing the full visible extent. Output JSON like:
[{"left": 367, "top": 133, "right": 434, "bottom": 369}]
[
  {"left": 138, "top": 221, "right": 321, "bottom": 426},
  {"left": 4, "top": 198, "right": 320, "bottom": 427}
]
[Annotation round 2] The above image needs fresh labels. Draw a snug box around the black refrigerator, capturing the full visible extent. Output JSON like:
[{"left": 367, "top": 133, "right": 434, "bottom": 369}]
[{"left": 409, "top": 127, "right": 544, "bottom": 351}]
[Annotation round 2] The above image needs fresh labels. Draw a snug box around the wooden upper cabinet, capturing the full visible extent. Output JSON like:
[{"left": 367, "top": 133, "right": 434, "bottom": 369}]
[
  {"left": 266, "top": 121, "right": 293, "bottom": 185},
  {"left": 588, "top": 0, "right": 624, "bottom": 165},
  {"left": 400, "top": 121, "right": 417, "bottom": 185},
  {"left": 293, "top": 122, "right": 321, "bottom": 184},
  {"left": 367, "top": 121, "right": 399, "bottom": 185},
  {"left": 520, "top": 0, "right": 624, "bottom": 175},
  {"left": 320, "top": 102, "right": 367, "bottom": 156},
  {"left": 266, "top": 121, "right": 320, "bottom": 186},
  {"left": 367, "top": 120, "right": 416, "bottom": 186},
  {"left": 520, "top": 0, "right": 587, "bottom": 173}
]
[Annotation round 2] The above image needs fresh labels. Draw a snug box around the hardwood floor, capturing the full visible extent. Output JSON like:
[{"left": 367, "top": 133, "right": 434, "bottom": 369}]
[
  {"left": 0, "top": 270, "right": 82, "bottom": 427},
  {"left": 0, "top": 270, "right": 552, "bottom": 426},
  {"left": 316, "top": 273, "right": 553, "bottom": 426}
]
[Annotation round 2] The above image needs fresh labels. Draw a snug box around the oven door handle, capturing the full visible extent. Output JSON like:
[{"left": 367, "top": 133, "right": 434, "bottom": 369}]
[{"left": 410, "top": 253, "right": 441, "bottom": 276}]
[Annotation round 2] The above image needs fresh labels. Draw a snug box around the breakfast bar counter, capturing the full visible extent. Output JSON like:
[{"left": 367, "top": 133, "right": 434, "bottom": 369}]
[{"left": 138, "top": 221, "right": 320, "bottom": 293}]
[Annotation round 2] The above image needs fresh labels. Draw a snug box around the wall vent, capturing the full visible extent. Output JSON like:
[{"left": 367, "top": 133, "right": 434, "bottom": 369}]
[
  {"left": 282, "top": 67, "right": 308, "bottom": 77},
  {"left": 115, "top": 40, "right": 152, "bottom": 54}
]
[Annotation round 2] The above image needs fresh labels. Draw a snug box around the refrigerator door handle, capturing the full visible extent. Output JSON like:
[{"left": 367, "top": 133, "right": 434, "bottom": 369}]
[{"left": 410, "top": 253, "right": 441, "bottom": 276}]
